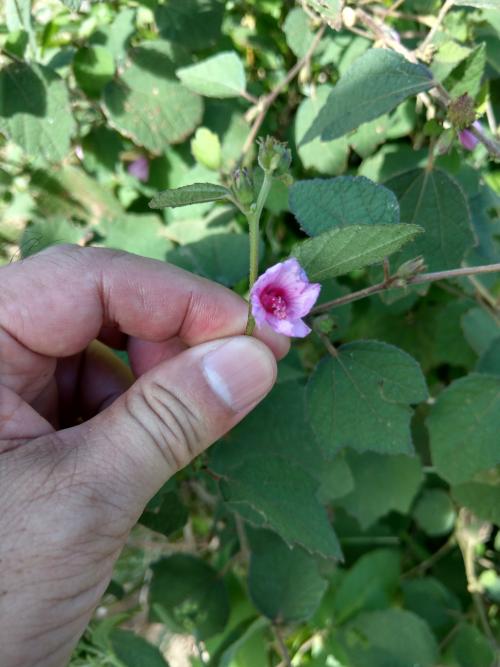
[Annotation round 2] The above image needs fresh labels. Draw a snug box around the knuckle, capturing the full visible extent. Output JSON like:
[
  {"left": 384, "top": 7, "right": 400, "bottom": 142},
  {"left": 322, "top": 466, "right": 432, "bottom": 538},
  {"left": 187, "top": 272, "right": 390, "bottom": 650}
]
[{"left": 124, "top": 382, "right": 202, "bottom": 472}]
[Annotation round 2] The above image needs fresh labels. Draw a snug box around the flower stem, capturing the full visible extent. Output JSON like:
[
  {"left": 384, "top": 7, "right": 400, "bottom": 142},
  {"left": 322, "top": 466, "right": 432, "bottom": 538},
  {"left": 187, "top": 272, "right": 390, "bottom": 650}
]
[{"left": 245, "top": 170, "right": 273, "bottom": 335}]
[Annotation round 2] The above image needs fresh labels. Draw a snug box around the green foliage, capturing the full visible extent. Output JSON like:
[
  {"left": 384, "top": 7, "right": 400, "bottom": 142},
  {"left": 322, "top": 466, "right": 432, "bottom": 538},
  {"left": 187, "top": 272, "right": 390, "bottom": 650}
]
[
  {"left": 292, "top": 223, "right": 422, "bottom": 280},
  {"left": 2, "top": 1, "right": 500, "bottom": 664}
]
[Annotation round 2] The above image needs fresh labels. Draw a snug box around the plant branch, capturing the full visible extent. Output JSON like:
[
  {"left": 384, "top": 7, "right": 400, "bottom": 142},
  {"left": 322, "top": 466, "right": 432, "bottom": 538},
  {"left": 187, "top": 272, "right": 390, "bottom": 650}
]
[
  {"left": 273, "top": 625, "right": 292, "bottom": 667},
  {"left": 311, "top": 262, "right": 500, "bottom": 315},
  {"left": 241, "top": 24, "right": 326, "bottom": 158},
  {"left": 245, "top": 170, "right": 273, "bottom": 334},
  {"left": 418, "top": 0, "right": 455, "bottom": 54}
]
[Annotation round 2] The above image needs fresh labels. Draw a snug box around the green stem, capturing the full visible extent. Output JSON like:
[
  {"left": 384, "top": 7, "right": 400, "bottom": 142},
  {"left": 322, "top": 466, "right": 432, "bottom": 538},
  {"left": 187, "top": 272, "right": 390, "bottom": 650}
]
[{"left": 245, "top": 170, "right": 273, "bottom": 335}]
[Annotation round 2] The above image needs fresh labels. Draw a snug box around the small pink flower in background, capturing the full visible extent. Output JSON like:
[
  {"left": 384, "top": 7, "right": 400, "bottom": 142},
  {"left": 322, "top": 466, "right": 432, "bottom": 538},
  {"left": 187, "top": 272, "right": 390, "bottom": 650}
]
[
  {"left": 459, "top": 120, "right": 481, "bottom": 151},
  {"left": 250, "top": 258, "right": 321, "bottom": 337},
  {"left": 128, "top": 156, "right": 149, "bottom": 182}
]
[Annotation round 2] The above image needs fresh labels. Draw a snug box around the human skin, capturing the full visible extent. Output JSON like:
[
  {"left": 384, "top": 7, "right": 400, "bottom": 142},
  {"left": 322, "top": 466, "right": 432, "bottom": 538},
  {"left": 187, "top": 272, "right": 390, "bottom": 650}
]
[{"left": 0, "top": 244, "right": 289, "bottom": 667}]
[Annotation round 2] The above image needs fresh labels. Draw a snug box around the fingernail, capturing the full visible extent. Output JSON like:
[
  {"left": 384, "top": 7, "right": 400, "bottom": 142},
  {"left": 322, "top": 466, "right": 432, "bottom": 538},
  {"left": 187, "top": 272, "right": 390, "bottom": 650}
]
[{"left": 202, "top": 338, "right": 276, "bottom": 412}]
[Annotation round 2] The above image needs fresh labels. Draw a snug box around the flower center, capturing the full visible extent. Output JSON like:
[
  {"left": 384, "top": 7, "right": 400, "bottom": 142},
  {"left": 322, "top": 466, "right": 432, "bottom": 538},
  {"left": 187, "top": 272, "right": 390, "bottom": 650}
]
[{"left": 261, "top": 288, "right": 288, "bottom": 319}]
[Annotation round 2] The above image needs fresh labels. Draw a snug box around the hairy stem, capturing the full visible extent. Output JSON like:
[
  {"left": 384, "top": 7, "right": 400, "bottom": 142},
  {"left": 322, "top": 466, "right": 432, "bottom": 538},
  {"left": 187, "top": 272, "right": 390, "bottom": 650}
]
[
  {"left": 245, "top": 170, "right": 273, "bottom": 335},
  {"left": 311, "top": 262, "right": 500, "bottom": 315},
  {"left": 273, "top": 625, "right": 292, "bottom": 667}
]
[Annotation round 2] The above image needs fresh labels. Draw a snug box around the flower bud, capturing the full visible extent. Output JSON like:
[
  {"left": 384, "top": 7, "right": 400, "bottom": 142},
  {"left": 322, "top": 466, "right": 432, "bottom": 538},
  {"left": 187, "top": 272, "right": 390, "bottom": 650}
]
[
  {"left": 459, "top": 121, "right": 481, "bottom": 151},
  {"left": 395, "top": 256, "right": 426, "bottom": 281},
  {"left": 257, "top": 136, "right": 292, "bottom": 175},
  {"left": 447, "top": 94, "right": 476, "bottom": 131},
  {"left": 231, "top": 168, "right": 255, "bottom": 207}
]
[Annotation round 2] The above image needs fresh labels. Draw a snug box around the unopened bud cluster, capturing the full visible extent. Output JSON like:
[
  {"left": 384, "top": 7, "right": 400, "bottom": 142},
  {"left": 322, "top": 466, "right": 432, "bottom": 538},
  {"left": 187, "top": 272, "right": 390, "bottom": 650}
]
[
  {"left": 231, "top": 168, "right": 255, "bottom": 209},
  {"left": 447, "top": 94, "right": 476, "bottom": 131},
  {"left": 257, "top": 136, "right": 292, "bottom": 175},
  {"left": 394, "top": 256, "right": 427, "bottom": 284}
]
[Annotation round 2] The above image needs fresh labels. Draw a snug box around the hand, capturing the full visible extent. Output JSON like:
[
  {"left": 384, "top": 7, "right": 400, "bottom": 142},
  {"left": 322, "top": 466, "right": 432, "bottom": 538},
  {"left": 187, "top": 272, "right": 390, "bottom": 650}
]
[{"left": 0, "top": 245, "right": 289, "bottom": 667}]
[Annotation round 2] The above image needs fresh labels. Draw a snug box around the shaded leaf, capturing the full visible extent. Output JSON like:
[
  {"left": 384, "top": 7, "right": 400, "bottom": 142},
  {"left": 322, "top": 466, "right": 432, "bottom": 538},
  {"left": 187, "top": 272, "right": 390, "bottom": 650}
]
[
  {"left": 428, "top": 373, "right": 500, "bottom": 484},
  {"left": 289, "top": 176, "right": 399, "bottom": 236},
  {"left": 150, "top": 183, "right": 231, "bottom": 209},
  {"left": 155, "top": 0, "right": 224, "bottom": 51},
  {"left": 110, "top": 629, "right": 169, "bottom": 667},
  {"left": 413, "top": 489, "right": 457, "bottom": 536},
  {"left": 307, "top": 341, "right": 428, "bottom": 456},
  {"left": 461, "top": 307, "right": 500, "bottom": 355},
  {"left": 301, "top": 49, "right": 433, "bottom": 144}
]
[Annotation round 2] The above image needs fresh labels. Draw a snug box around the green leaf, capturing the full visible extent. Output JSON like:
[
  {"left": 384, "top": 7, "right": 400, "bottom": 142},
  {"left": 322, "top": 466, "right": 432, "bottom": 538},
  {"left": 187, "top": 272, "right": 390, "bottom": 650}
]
[
  {"left": 283, "top": 8, "right": 315, "bottom": 58},
  {"left": 412, "top": 489, "right": 457, "bottom": 536},
  {"left": 73, "top": 46, "right": 115, "bottom": 97},
  {"left": 289, "top": 176, "right": 399, "bottom": 236},
  {"left": 149, "top": 554, "right": 229, "bottom": 640},
  {"left": 191, "top": 127, "right": 222, "bottom": 170},
  {"left": 301, "top": 49, "right": 433, "bottom": 144},
  {"left": 294, "top": 86, "right": 349, "bottom": 175},
  {"left": 103, "top": 41, "right": 203, "bottom": 152},
  {"left": 20, "top": 219, "right": 86, "bottom": 258},
  {"left": 446, "top": 43, "right": 486, "bottom": 99},
  {"left": 402, "top": 578, "right": 461, "bottom": 638},
  {"left": 166, "top": 233, "right": 250, "bottom": 287},
  {"left": 176, "top": 52, "right": 246, "bottom": 98},
  {"left": 139, "top": 491, "right": 188, "bottom": 537},
  {"left": 208, "top": 617, "right": 269, "bottom": 667},
  {"left": 428, "top": 373, "right": 500, "bottom": 484},
  {"left": 476, "top": 337, "right": 500, "bottom": 375},
  {"left": 247, "top": 530, "right": 327, "bottom": 623},
  {"left": 341, "top": 609, "right": 438, "bottom": 667},
  {"left": 110, "top": 629, "right": 169, "bottom": 667},
  {"left": 155, "top": 0, "right": 224, "bottom": 51},
  {"left": 150, "top": 183, "right": 231, "bottom": 209},
  {"left": 461, "top": 307, "right": 500, "bottom": 355},
  {"left": 216, "top": 455, "right": 342, "bottom": 560},
  {"left": 303, "top": 0, "right": 343, "bottom": 27},
  {"left": 452, "top": 470, "right": 500, "bottom": 524},
  {"left": 0, "top": 62, "right": 75, "bottom": 163},
  {"left": 385, "top": 168, "right": 475, "bottom": 271},
  {"left": 100, "top": 215, "right": 173, "bottom": 261},
  {"left": 431, "top": 41, "right": 472, "bottom": 83},
  {"left": 307, "top": 341, "right": 428, "bottom": 457},
  {"left": 5, "top": 0, "right": 31, "bottom": 32},
  {"left": 292, "top": 223, "right": 422, "bottom": 281},
  {"left": 332, "top": 549, "right": 401, "bottom": 623},
  {"left": 444, "top": 623, "right": 496, "bottom": 667},
  {"left": 60, "top": 0, "right": 82, "bottom": 9},
  {"left": 336, "top": 451, "right": 423, "bottom": 529}
]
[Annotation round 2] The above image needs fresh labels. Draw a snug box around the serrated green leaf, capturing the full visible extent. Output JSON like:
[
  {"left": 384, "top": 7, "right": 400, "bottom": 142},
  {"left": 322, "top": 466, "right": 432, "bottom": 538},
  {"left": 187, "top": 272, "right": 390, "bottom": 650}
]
[
  {"left": 103, "top": 41, "right": 203, "bottom": 152},
  {"left": 216, "top": 455, "right": 342, "bottom": 560},
  {"left": 428, "top": 373, "right": 500, "bottom": 484},
  {"left": 176, "top": 52, "right": 246, "bottom": 98},
  {"left": 337, "top": 451, "right": 423, "bottom": 529},
  {"left": 292, "top": 223, "right": 421, "bottom": 280},
  {"left": 110, "top": 630, "right": 169, "bottom": 667},
  {"left": 0, "top": 62, "right": 75, "bottom": 163},
  {"left": 446, "top": 43, "right": 486, "bottom": 99},
  {"left": 301, "top": 49, "right": 433, "bottom": 144},
  {"left": 413, "top": 489, "right": 457, "bottom": 536},
  {"left": 385, "top": 168, "right": 475, "bottom": 271},
  {"left": 73, "top": 46, "right": 115, "bottom": 97},
  {"left": 341, "top": 609, "right": 438, "bottom": 667},
  {"left": 333, "top": 550, "right": 401, "bottom": 623},
  {"left": 150, "top": 183, "right": 231, "bottom": 209},
  {"left": 248, "top": 530, "right": 327, "bottom": 623},
  {"left": 294, "top": 86, "right": 349, "bottom": 175},
  {"left": 289, "top": 177, "right": 399, "bottom": 236},
  {"left": 149, "top": 554, "right": 229, "bottom": 640},
  {"left": 307, "top": 341, "right": 428, "bottom": 457}
]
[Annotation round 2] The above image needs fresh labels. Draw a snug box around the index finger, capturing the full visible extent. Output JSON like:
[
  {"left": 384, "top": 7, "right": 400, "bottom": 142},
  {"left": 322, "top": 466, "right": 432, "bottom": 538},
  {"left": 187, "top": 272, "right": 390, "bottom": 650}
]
[{"left": 0, "top": 245, "right": 289, "bottom": 359}]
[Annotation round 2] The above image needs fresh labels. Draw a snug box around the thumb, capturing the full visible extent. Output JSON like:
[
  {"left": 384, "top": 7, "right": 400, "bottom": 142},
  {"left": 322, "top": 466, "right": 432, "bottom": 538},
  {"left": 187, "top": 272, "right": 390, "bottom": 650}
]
[{"left": 80, "top": 336, "right": 276, "bottom": 509}]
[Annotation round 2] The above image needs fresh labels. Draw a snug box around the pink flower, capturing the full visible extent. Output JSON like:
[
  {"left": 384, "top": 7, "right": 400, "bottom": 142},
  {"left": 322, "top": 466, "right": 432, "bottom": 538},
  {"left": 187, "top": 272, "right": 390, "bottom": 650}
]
[
  {"left": 128, "top": 156, "right": 149, "bottom": 182},
  {"left": 459, "top": 121, "right": 481, "bottom": 151},
  {"left": 250, "top": 258, "right": 321, "bottom": 337}
]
